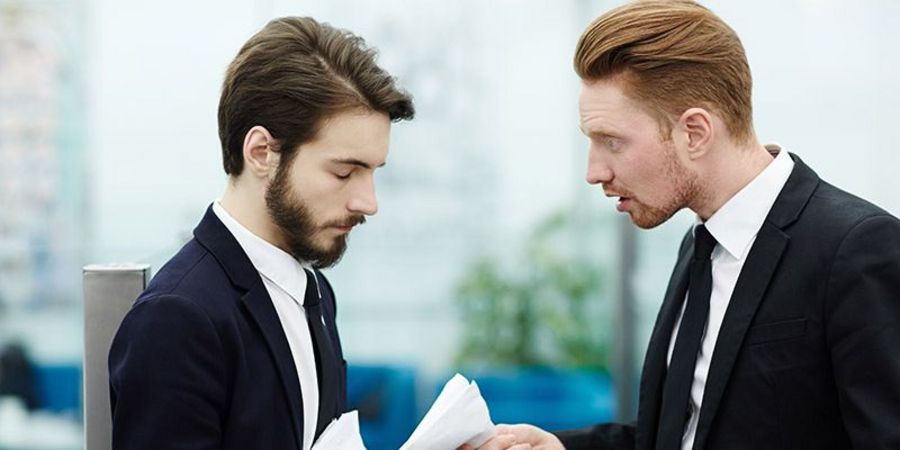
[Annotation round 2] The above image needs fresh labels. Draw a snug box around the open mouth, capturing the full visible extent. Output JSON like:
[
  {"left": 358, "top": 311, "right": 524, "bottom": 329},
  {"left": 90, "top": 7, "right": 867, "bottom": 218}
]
[{"left": 616, "top": 197, "right": 632, "bottom": 212}]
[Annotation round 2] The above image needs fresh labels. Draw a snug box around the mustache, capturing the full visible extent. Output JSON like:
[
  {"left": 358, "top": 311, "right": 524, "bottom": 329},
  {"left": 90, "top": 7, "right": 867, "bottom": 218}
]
[{"left": 325, "top": 215, "right": 366, "bottom": 228}]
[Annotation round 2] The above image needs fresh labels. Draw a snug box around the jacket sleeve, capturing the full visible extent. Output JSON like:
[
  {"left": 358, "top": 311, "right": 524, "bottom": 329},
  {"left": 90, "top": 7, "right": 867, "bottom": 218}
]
[
  {"left": 826, "top": 214, "right": 900, "bottom": 448},
  {"left": 554, "top": 422, "right": 635, "bottom": 450},
  {"left": 108, "top": 294, "right": 227, "bottom": 449}
]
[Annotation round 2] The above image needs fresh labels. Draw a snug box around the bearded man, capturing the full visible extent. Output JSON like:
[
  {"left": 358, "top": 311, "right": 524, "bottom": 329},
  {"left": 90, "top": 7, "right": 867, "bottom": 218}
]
[{"left": 108, "top": 17, "right": 414, "bottom": 450}]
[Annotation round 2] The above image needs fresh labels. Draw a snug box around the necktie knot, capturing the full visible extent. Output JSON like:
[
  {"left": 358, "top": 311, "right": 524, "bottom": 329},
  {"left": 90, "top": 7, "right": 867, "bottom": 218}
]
[{"left": 693, "top": 224, "right": 717, "bottom": 261}]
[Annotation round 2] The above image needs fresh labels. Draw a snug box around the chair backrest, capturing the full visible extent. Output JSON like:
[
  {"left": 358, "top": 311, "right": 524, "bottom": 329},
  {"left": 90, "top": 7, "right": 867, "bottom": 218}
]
[{"left": 82, "top": 264, "right": 150, "bottom": 450}]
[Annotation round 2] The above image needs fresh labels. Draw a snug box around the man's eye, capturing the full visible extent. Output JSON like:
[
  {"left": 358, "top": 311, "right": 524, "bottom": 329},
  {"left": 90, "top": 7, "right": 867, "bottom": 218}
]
[
  {"left": 605, "top": 137, "right": 620, "bottom": 151},
  {"left": 335, "top": 172, "right": 351, "bottom": 180}
]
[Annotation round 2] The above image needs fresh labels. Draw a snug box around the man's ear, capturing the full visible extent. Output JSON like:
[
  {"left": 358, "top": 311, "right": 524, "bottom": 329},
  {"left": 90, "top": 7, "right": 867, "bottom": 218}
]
[
  {"left": 674, "top": 108, "right": 714, "bottom": 161},
  {"left": 242, "top": 126, "right": 279, "bottom": 179}
]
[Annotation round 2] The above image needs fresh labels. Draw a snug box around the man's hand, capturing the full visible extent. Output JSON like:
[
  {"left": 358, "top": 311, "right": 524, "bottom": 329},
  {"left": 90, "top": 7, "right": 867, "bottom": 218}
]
[{"left": 460, "top": 424, "right": 565, "bottom": 450}]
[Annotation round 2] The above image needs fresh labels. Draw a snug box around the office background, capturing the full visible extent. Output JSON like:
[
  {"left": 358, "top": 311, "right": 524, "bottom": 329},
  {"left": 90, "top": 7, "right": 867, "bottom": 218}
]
[{"left": 1, "top": 0, "right": 899, "bottom": 448}]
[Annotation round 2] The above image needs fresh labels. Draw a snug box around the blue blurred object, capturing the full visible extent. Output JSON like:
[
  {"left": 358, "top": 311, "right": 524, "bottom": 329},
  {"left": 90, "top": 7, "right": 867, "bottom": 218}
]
[
  {"left": 34, "top": 363, "right": 82, "bottom": 414},
  {"left": 28, "top": 362, "right": 612, "bottom": 443},
  {"left": 30, "top": 361, "right": 423, "bottom": 445},
  {"left": 451, "top": 367, "right": 615, "bottom": 432},
  {"left": 347, "top": 364, "right": 417, "bottom": 450}
]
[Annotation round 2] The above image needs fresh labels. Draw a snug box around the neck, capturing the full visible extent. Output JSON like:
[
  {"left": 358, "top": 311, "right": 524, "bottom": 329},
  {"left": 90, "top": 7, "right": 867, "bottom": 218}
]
[
  {"left": 691, "top": 139, "right": 775, "bottom": 221},
  {"left": 219, "top": 177, "right": 288, "bottom": 251}
]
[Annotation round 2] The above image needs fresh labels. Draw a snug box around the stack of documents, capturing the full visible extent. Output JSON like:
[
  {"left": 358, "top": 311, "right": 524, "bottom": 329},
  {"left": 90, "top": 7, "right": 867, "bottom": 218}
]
[
  {"left": 400, "top": 374, "right": 496, "bottom": 450},
  {"left": 313, "top": 374, "right": 496, "bottom": 450},
  {"left": 313, "top": 411, "right": 367, "bottom": 450}
]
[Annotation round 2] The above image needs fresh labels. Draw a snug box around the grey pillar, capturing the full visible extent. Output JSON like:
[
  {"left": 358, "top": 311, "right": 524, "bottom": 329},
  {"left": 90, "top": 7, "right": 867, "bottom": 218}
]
[
  {"left": 82, "top": 264, "right": 150, "bottom": 450},
  {"left": 614, "top": 215, "right": 638, "bottom": 422}
]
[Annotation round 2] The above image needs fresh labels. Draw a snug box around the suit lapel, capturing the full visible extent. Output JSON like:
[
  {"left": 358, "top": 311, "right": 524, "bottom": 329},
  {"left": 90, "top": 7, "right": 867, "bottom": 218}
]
[
  {"left": 240, "top": 284, "right": 305, "bottom": 449},
  {"left": 193, "top": 205, "right": 304, "bottom": 449},
  {"left": 636, "top": 233, "right": 694, "bottom": 450},
  {"left": 691, "top": 222, "right": 788, "bottom": 449}
]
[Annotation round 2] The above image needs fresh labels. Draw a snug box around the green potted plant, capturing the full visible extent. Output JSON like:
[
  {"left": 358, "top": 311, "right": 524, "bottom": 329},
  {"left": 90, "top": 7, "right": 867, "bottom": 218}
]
[{"left": 453, "top": 209, "right": 615, "bottom": 429}]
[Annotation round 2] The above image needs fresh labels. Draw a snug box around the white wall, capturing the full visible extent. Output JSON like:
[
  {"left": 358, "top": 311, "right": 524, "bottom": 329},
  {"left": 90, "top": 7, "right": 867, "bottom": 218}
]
[{"left": 84, "top": 0, "right": 900, "bottom": 376}]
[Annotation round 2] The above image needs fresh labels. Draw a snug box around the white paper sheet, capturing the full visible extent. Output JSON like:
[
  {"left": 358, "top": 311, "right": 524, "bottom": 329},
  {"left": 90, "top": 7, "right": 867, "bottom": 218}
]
[
  {"left": 312, "top": 410, "right": 367, "bottom": 450},
  {"left": 400, "top": 374, "right": 497, "bottom": 450}
]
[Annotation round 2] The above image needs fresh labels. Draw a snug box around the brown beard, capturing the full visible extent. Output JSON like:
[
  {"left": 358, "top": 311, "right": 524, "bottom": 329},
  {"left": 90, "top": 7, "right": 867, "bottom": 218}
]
[
  {"left": 265, "top": 162, "right": 364, "bottom": 268},
  {"left": 629, "top": 143, "right": 700, "bottom": 229}
]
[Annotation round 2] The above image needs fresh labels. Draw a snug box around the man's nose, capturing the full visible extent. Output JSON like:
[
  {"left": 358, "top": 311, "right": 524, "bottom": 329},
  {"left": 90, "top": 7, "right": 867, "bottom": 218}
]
[
  {"left": 347, "top": 178, "right": 378, "bottom": 216},
  {"left": 586, "top": 151, "right": 613, "bottom": 185}
]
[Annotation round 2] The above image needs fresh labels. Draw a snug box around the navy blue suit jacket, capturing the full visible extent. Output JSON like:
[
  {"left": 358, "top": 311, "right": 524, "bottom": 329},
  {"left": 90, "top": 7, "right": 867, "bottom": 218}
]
[
  {"left": 557, "top": 155, "right": 900, "bottom": 449},
  {"left": 109, "top": 206, "right": 347, "bottom": 449}
]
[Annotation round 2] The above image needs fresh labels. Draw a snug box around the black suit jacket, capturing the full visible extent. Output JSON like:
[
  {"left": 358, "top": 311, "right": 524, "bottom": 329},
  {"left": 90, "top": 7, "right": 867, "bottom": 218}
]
[
  {"left": 558, "top": 155, "right": 900, "bottom": 449},
  {"left": 108, "top": 206, "right": 347, "bottom": 450}
]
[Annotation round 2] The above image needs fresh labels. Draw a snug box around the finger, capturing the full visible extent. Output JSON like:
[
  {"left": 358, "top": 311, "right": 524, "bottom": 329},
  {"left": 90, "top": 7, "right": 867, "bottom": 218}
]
[
  {"left": 458, "top": 445, "right": 474, "bottom": 450},
  {"left": 480, "top": 433, "right": 517, "bottom": 450},
  {"left": 508, "top": 444, "right": 532, "bottom": 450}
]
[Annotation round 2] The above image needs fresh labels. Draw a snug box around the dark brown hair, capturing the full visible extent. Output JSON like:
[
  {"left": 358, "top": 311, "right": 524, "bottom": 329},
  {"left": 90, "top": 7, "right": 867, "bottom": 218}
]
[
  {"left": 575, "top": 0, "right": 753, "bottom": 142},
  {"left": 218, "top": 17, "right": 415, "bottom": 175}
]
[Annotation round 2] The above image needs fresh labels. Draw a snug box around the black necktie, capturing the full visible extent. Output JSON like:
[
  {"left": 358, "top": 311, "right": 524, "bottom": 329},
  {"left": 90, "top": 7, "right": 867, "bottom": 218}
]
[
  {"left": 656, "top": 225, "right": 717, "bottom": 450},
  {"left": 303, "top": 269, "right": 340, "bottom": 441}
]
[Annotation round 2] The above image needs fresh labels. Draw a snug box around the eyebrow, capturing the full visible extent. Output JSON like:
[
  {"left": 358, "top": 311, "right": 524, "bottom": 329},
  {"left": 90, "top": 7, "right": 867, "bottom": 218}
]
[
  {"left": 579, "top": 126, "right": 618, "bottom": 140},
  {"left": 329, "top": 158, "right": 386, "bottom": 169}
]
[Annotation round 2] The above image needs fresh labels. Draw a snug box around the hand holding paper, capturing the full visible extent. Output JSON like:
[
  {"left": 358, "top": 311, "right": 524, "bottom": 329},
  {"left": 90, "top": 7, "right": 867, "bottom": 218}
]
[
  {"left": 313, "top": 374, "right": 496, "bottom": 450},
  {"left": 400, "top": 374, "right": 496, "bottom": 450}
]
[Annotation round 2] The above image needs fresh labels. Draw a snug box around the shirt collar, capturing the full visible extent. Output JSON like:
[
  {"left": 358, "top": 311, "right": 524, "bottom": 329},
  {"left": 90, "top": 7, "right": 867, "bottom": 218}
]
[
  {"left": 212, "top": 200, "right": 313, "bottom": 305},
  {"left": 702, "top": 145, "right": 794, "bottom": 260}
]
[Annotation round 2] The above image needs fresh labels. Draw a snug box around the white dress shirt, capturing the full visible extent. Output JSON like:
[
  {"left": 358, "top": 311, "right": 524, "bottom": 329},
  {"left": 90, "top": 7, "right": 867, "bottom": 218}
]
[
  {"left": 213, "top": 201, "right": 321, "bottom": 450},
  {"left": 666, "top": 146, "right": 794, "bottom": 450}
]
